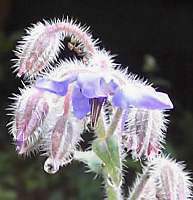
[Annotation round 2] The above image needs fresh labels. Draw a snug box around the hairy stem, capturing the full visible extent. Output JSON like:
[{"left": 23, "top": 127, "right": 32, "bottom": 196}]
[
  {"left": 105, "top": 177, "right": 122, "bottom": 200},
  {"left": 106, "top": 108, "right": 123, "bottom": 138},
  {"left": 129, "top": 167, "right": 150, "bottom": 200},
  {"left": 97, "top": 115, "right": 106, "bottom": 139},
  {"left": 93, "top": 110, "right": 123, "bottom": 199}
]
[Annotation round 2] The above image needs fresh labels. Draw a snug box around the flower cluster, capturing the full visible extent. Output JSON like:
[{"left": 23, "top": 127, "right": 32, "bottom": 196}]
[
  {"left": 10, "top": 18, "right": 172, "bottom": 167},
  {"left": 8, "top": 18, "right": 192, "bottom": 199}
]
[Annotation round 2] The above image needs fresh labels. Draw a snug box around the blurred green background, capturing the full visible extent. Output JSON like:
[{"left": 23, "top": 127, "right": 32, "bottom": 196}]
[{"left": 0, "top": 1, "right": 193, "bottom": 199}]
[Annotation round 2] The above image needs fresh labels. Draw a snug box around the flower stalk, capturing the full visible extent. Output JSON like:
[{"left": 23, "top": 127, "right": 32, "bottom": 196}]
[
  {"left": 106, "top": 108, "right": 123, "bottom": 138},
  {"left": 92, "top": 110, "right": 123, "bottom": 200},
  {"left": 104, "top": 176, "right": 122, "bottom": 200}
]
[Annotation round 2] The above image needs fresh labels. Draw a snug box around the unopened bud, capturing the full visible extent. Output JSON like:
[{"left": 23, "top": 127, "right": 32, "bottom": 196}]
[
  {"left": 9, "top": 87, "right": 49, "bottom": 155},
  {"left": 121, "top": 108, "right": 168, "bottom": 159},
  {"left": 43, "top": 113, "right": 83, "bottom": 174}
]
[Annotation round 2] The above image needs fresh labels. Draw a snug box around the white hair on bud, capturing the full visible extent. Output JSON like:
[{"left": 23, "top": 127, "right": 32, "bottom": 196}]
[
  {"left": 151, "top": 156, "right": 192, "bottom": 200},
  {"left": 88, "top": 49, "right": 117, "bottom": 69},
  {"left": 41, "top": 108, "right": 84, "bottom": 174},
  {"left": 13, "top": 18, "right": 98, "bottom": 79},
  {"left": 128, "top": 165, "right": 156, "bottom": 200},
  {"left": 121, "top": 108, "right": 168, "bottom": 159},
  {"left": 129, "top": 156, "right": 192, "bottom": 200},
  {"left": 13, "top": 21, "right": 63, "bottom": 79}
]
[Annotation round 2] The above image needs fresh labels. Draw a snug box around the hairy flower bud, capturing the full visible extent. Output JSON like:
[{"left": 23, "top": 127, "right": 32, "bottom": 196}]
[
  {"left": 121, "top": 108, "right": 168, "bottom": 159},
  {"left": 13, "top": 18, "right": 97, "bottom": 78},
  {"left": 8, "top": 87, "right": 49, "bottom": 155},
  {"left": 38, "top": 88, "right": 84, "bottom": 174},
  {"left": 43, "top": 114, "right": 83, "bottom": 174},
  {"left": 14, "top": 22, "right": 62, "bottom": 78},
  {"left": 129, "top": 156, "right": 192, "bottom": 200},
  {"left": 152, "top": 157, "right": 192, "bottom": 200},
  {"left": 129, "top": 166, "right": 156, "bottom": 200}
]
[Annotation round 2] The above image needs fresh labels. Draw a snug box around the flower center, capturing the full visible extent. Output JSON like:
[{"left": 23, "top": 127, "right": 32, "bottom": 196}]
[{"left": 90, "top": 97, "right": 107, "bottom": 128}]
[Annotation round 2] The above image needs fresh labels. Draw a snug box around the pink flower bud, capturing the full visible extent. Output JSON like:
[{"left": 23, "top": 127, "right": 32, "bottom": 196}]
[
  {"left": 9, "top": 87, "right": 49, "bottom": 155},
  {"left": 152, "top": 157, "right": 192, "bottom": 200},
  {"left": 15, "top": 22, "right": 62, "bottom": 78},
  {"left": 43, "top": 114, "right": 83, "bottom": 174},
  {"left": 121, "top": 108, "right": 168, "bottom": 159},
  {"left": 40, "top": 88, "right": 84, "bottom": 174},
  {"left": 129, "top": 156, "right": 192, "bottom": 200},
  {"left": 13, "top": 19, "right": 97, "bottom": 78}
]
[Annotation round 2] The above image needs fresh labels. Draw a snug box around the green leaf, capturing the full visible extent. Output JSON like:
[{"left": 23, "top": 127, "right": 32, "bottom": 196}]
[{"left": 74, "top": 151, "right": 103, "bottom": 174}]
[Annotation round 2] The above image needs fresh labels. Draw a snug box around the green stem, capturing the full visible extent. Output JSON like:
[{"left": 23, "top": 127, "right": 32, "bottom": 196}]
[
  {"left": 97, "top": 115, "right": 106, "bottom": 139},
  {"left": 91, "top": 108, "right": 123, "bottom": 199},
  {"left": 106, "top": 108, "right": 123, "bottom": 138},
  {"left": 105, "top": 176, "right": 122, "bottom": 200}
]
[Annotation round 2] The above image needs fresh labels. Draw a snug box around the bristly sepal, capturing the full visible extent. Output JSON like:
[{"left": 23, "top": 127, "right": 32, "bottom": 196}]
[
  {"left": 121, "top": 108, "right": 168, "bottom": 159},
  {"left": 13, "top": 18, "right": 98, "bottom": 79},
  {"left": 129, "top": 155, "right": 192, "bottom": 200}
]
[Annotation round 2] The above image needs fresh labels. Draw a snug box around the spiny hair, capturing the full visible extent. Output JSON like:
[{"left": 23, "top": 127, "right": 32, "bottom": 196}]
[
  {"left": 12, "top": 17, "right": 99, "bottom": 79},
  {"left": 121, "top": 108, "right": 169, "bottom": 159},
  {"left": 129, "top": 155, "right": 192, "bottom": 200}
]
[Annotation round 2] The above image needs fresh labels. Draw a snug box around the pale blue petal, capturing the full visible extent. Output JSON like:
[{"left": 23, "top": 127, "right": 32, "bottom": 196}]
[
  {"left": 72, "top": 86, "right": 90, "bottom": 119},
  {"left": 35, "top": 75, "right": 76, "bottom": 96},
  {"left": 113, "top": 88, "right": 173, "bottom": 110},
  {"left": 77, "top": 73, "right": 107, "bottom": 98}
]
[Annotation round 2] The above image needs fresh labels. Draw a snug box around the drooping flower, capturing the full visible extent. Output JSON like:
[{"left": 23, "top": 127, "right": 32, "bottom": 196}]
[
  {"left": 35, "top": 57, "right": 173, "bottom": 128},
  {"left": 129, "top": 156, "right": 192, "bottom": 200},
  {"left": 121, "top": 108, "right": 168, "bottom": 159},
  {"left": 13, "top": 18, "right": 98, "bottom": 78}
]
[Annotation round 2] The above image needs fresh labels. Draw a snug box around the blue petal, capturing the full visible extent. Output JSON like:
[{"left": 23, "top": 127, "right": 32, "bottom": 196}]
[
  {"left": 112, "top": 87, "right": 173, "bottom": 110},
  {"left": 35, "top": 75, "right": 77, "bottom": 96},
  {"left": 77, "top": 73, "right": 118, "bottom": 98},
  {"left": 72, "top": 86, "right": 90, "bottom": 119},
  {"left": 112, "top": 89, "right": 128, "bottom": 108},
  {"left": 100, "top": 79, "right": 118, "bottom": 94},
  {"left": 77, "top": 73, "right": 106, "bottom": 98}
]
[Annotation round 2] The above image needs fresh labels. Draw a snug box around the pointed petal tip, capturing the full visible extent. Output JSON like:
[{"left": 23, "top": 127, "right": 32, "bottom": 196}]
[
  {"left": 112, "top": 89, "right": 174, "bottom": 110},
  {"left": 157, "top": 92, "right": 174, "bottom": 110}
]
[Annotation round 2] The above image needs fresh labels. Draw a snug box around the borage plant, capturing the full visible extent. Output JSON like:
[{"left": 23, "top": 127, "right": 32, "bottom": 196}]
[{"left": 8, "top": 18, "right": 192, "bottom": 199}]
